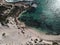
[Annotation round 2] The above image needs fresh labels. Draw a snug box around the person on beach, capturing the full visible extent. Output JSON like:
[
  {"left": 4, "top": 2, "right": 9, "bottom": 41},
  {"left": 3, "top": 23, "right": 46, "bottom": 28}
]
[
  {"left": 21, "top": 30, "right": 25, "bottom": 34},
  {"left": 2, "top": 33, "right": 6, "bottom": 38}
]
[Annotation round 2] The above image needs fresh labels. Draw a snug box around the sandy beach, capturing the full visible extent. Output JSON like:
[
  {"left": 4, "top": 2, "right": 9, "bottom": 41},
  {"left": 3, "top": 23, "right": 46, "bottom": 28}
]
[{"left": 0, "top": 17, "right": 60, "bottom": 45}]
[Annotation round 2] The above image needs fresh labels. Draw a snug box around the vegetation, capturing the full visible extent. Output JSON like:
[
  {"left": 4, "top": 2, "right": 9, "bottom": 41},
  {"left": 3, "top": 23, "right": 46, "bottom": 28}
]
[
  {"left": 8, "top": 6, "right": 20, "bottom": 17},
  {"left": 0, "top": 6, "right": 8, "bottom": 25}
]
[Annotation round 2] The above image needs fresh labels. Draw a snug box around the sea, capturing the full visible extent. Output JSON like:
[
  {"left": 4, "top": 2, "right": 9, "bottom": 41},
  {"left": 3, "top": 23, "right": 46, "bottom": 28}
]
[{"left": 20, "top": 0, "right": 60, "bottom": 34}]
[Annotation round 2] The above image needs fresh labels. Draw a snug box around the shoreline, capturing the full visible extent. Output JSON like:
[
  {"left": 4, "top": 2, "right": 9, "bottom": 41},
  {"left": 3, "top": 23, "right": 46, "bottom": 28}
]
[{"left": 27, "top": 27, "right": 60, "bottom": 42}]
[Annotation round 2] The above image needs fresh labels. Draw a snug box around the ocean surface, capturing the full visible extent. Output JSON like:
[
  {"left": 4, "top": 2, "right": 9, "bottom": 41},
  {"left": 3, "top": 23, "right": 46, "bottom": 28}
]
[{"left": 20, "top": 0, "right": 60, "bottom": 34}]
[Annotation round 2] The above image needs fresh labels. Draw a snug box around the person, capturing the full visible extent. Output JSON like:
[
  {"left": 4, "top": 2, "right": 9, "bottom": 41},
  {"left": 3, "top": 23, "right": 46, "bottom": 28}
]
[
  {"left": 52, "top": 42, "right": 59, "bottom": 45},
  {"left": 21, "top": 30, "right": 25, "bottom": 34},
  {"left": 2, "top": 33, "right": 6, "bottom": 37}
]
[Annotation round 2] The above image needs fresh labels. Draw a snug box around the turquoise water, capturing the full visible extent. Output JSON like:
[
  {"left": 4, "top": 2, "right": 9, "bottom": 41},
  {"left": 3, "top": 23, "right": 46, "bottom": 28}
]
[{"left": 19, "top": 0, "right": 60, "bottom": 34}]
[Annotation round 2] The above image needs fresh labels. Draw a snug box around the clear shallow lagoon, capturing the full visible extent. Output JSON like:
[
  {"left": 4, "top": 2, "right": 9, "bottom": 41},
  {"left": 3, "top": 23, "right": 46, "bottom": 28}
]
[{"left": 20, "top": 0, "right": 60, "bottom": 34}]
